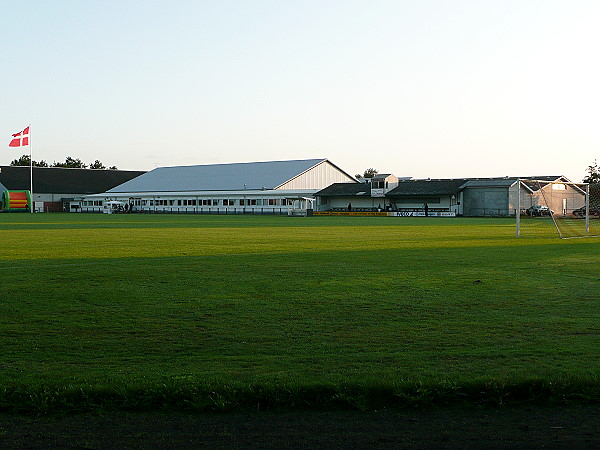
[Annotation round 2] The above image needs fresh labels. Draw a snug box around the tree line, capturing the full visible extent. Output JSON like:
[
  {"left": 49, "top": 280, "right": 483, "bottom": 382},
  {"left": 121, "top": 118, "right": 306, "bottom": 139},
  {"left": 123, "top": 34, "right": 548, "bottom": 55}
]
[{"left": 10, "top": 155, "right": 117, "bottom": 170}]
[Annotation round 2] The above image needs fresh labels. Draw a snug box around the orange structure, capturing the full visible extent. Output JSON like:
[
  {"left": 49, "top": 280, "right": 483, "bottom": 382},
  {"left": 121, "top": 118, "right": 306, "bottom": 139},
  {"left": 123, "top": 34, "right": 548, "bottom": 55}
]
[{"left": 1, "top": 190, "right": 31, "bottom": 211}]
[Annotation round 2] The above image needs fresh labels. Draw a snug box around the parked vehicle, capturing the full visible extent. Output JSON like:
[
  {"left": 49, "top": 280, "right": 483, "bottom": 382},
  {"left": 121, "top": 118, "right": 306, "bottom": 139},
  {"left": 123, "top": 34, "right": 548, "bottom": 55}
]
[
  {"left": 526, "top": 205, "right": 553, "bottom": 217},
  {"left": 572, "top": 206, "right": 600, "bottom": 217},
  {"left": 102, "top": 201, "right": 126, "bottom": 214}
]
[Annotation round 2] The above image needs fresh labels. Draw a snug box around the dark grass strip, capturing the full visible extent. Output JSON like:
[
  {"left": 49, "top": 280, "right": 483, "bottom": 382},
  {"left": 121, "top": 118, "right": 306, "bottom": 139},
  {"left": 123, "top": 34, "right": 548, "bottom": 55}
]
[{"left": 2, "top": 376, "right": 599, "bottom": 415}]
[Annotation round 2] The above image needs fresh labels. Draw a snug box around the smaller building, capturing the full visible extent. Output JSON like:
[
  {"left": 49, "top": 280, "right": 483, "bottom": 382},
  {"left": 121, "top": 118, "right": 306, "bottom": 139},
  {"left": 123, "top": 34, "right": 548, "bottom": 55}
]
[
  {"left": 315, "top": 175, "right": 575, "bottom": 217},
  {"left": 0, "top": 166, "right": 145, "bottom": 212},
  {"left": 386, "top": 179, "right": 467, "bottom": 215},
  {"left": 518, "top": 178, "right": 586, "bottom": 216},
  {"left": 316, "top": 174, "right": 408, "bottom": 212}
]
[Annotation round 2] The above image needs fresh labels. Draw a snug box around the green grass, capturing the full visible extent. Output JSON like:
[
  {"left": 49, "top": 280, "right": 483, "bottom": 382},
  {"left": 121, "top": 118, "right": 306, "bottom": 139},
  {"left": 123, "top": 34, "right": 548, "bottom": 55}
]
[{"left": 0, "top": 213, "right": 599, "bottom": 412}]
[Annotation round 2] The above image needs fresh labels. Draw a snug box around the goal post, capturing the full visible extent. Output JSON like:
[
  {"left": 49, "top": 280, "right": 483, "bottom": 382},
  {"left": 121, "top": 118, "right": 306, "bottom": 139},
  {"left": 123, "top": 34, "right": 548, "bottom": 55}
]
[{"left": 516, "top": 179, "right": 600, "bottom": 238}]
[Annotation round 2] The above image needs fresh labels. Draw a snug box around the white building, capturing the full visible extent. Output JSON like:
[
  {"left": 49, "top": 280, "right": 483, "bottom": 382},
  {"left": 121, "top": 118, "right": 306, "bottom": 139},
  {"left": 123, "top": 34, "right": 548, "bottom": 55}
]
[{"left": 77, "top": 158, "right": 357, "bottom": 214}]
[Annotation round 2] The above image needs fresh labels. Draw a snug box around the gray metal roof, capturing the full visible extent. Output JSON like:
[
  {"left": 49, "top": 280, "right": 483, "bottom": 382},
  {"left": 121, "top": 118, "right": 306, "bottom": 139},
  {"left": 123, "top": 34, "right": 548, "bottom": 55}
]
[
  {"left": 387, "top": 179, "right": 469, "bottom": 196},
  {"left": 87, "top": 188, "right": 319, "bottom": 198},
  {"left": 461, "top": 176, "right": 566, "bottom": 191},
  {"left": 314, "top": 183, "right": 372, "bottom": 196},
  {"left": 384, "top": 176, "right": 569, "bottom": 197},
  {"left": 108, "top": 159, "right": 328, "bottom": 193},
  {"left": 459, "top": 179, "right": 517, "bottom": 189}
]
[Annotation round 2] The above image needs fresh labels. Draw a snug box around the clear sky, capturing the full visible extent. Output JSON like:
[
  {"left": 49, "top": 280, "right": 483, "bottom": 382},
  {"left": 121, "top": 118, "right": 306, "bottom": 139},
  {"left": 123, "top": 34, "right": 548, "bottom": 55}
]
[{"left": 2, "top": 0, "right": 599, "bottom": 181}]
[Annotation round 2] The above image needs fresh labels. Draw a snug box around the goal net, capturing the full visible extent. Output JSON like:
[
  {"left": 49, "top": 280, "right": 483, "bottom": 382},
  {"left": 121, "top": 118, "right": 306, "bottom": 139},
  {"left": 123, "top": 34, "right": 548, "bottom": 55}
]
[{"left": 516, "top": 179, "right": 600, "bottom": 238}]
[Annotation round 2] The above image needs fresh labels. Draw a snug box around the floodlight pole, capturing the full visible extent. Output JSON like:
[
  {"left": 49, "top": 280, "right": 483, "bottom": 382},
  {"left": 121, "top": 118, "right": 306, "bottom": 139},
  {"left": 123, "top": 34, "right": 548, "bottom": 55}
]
[{"left": 516, "top": 179, "right": 521, "bottom": 237}]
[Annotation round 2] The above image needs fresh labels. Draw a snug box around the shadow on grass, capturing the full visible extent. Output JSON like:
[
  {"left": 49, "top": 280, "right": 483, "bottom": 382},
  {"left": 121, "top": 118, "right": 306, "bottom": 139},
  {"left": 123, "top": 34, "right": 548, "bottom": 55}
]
[{"left": 1, "top": 376, "right": 600, "bottom": 415}]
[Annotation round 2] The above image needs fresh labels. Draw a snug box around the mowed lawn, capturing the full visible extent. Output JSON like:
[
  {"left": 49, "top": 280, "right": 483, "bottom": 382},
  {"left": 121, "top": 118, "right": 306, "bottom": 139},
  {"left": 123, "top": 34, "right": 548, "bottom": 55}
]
[{"left": 0, "top": 214, "right": 598, "bottom": 410}]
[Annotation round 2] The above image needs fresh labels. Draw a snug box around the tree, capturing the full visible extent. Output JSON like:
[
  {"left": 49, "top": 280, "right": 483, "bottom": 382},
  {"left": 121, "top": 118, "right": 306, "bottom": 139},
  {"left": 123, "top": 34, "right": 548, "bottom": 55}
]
[
  {"left": 583, "top": 160, "right": 600, "bottom": 184},
  {"left": 10, "top": 155, "right": 49, "bottom": 167},
  {"left": 52, "top": 156, "right": 87, "bottom": 168},
  {"left": 89, "top": 160, "right": 106, "bottom": 170},
  {"left": 11, "top": 154, "right": 118, "bottom": 170},
  {"left": 362, "top": 168, "right": 379, "bottom": 178}
]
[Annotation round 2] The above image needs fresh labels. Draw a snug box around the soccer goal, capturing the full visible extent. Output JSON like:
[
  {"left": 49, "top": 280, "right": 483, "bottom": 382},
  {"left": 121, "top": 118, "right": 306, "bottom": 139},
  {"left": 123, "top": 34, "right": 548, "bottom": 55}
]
[{"left": 516, "top": 179, "right": 600, "bottom": 238}]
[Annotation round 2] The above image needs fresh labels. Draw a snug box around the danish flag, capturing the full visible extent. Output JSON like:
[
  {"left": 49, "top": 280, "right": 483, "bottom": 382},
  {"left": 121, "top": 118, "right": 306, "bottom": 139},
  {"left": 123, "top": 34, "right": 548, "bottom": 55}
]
[{"left": 9, "top": 126, "right": 29, "bottom": 147}]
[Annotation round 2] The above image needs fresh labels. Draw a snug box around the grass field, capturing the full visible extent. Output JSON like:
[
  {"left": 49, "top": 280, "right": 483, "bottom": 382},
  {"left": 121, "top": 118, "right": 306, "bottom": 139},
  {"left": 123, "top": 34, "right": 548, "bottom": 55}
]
[{"left": 0, "top": 213, "right": 598, "bottom": 412}]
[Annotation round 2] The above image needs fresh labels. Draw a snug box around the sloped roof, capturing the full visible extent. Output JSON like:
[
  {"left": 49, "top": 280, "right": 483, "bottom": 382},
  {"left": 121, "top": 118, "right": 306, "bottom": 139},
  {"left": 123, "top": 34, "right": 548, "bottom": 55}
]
[
  {"left": 519, "top": 176, "right": 566, "bottom": 181},
  {"left": 314, "top": 183, "right": 372, "bottom": 196},
  {"left": 460, "top": 179, "right": 517, "bottom": 188},
  {"left": 0, "top": 166, "right": 146, "bottom": 195},
  {"left": 460, "top": 176, "right": 566, "bottom": 192},
  {"left": 388, "top": 176, "right": 568, "bottom": 196},
  {"left": 387, "top": 179, "right": 469, "bottom": 196},
  {"left": 108, "top": 159, "right": 330, "bottom": 193},
  {"left": 518, "top": 176, "right": 569, "bottom": 192}
]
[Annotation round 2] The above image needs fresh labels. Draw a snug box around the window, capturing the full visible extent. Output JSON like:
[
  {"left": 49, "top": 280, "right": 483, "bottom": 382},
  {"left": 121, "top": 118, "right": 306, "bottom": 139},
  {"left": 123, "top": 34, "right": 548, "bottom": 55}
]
[
  {"left": 239, "top": 199, "right": 245, "bottom": 206},
  {"left": 552, "top": 183, "right": 566, "bottom": 191}
]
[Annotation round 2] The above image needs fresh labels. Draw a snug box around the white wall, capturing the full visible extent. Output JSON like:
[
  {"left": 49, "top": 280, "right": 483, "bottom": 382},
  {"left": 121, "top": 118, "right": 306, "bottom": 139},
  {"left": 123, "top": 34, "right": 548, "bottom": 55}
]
[
  {"left": 277, "top": 161, "right": 355, "bottom": 190},
  {"left": 77, "top": 190, "right": 318, "bottom": 214}
]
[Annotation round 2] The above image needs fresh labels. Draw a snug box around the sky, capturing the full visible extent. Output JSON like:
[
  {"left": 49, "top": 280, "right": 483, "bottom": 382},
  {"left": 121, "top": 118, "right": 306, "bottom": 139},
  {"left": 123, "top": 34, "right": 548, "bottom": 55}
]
[{"left": 2, "top": 0, "right": 599, "bottom": 181}]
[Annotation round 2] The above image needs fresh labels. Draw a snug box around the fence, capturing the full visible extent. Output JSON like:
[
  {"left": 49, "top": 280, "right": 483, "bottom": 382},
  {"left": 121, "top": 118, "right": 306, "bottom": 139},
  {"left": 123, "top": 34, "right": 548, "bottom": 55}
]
[
  {"left": 466, "top": 208, "right": 512, "bottom": 217},
  {"left": 75, "top": 207, "right": 289, "bottom": 215}
]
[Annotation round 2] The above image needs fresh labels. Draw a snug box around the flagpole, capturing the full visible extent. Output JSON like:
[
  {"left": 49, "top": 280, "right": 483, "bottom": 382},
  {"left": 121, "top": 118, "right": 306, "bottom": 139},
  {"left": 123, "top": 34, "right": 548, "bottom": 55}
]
[{"left": 29, "top": 124, "right": 33, "bottom": 213}]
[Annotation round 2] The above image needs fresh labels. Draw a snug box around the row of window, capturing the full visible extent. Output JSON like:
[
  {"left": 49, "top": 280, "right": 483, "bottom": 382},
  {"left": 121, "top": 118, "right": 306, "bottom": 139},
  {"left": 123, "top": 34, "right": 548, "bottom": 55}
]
[
  {"left": 82, "top": 198, "right": 293, "bottom": 207},
  {"left": 149, "top": 198, "right": 293, "bottom": 207}
]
